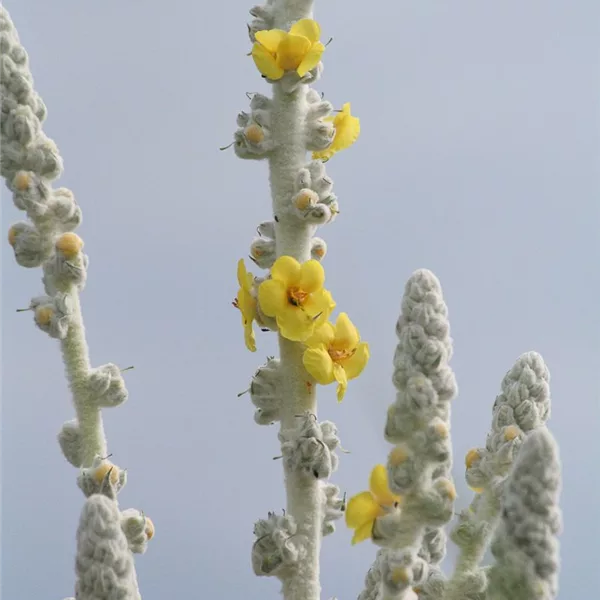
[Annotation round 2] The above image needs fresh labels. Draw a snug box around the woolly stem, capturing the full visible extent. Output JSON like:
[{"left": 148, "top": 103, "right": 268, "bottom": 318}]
[
  {"left": 60, "top": 289, "right": 107, "bottom": 467},
  {"left": 267, "top": 2, "right": 322, "bottom": 598},
  {"left": 455, "top": 494, "right": 497, "bottom": 573},
  {"left": 444, "top": 495, "right": 498, "bottom": 600},
  {"left": 270, "top": 85, "right": 316, "bottom": 260}
]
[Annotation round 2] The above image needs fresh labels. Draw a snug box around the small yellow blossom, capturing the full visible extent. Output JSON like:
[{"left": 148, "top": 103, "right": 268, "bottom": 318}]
[
  {"left": 251, "top": 19, "right": 325, "bottom": 80},
  {"left": 258, "top": 255, "right": 335, "bottom": 342},
  {"left": 302, "top": 312, "right": 369, "bottom": 402},
  {"left": 312, "top": 103, "right": 360, "bottom": 161},
  {"left": 345, "top": 464, "right": 401, "bottom": 545},
  {"left": 233, "top": 259, "right": 257, "bottom": 352}
]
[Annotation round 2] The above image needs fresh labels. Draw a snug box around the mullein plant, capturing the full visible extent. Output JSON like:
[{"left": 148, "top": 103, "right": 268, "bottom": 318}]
[
  {"left": 227, "top": 2, "right": 563, "bottom": 600},
  {"left": 1, "top": 7, "right": 153, "bottom": 600},
  {"left": 2, "top": 1, "right": 563, "bottom": 600},
  {"left": 348, "top": 273, "right": 562, "bottom": 600}
]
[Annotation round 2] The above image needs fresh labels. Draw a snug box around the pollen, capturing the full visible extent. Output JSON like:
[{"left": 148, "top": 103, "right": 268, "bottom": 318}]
[
  {"left": 313, "top": 246, "right": 326, "bottom": 258},
  {"left": 288, "top": 287, "right": 308, "bottom": 307},
  {"left": 56, "top": 232, "right": 83, "bottom": 259},
  {"left": 328, "top": 347, "right": 355, "bottom": 362},
  {"left": 245, "top": 124, "right": 264, "bottom": 144}
]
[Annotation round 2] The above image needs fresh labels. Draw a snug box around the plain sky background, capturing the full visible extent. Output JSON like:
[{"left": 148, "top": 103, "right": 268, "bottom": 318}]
[{"left": 2, "top": 0, "right": 599, "bottom": 598}]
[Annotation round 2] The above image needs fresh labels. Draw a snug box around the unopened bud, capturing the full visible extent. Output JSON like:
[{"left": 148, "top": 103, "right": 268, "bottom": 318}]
[
  {"left": 56, "top": 232, "right": 83, "bottom": 259},
  {"left": 245, "top": 124, "right": 264, "bottom": 144},
  {"left": 34, "top": 305, "right": 54, "bottom": 326}
]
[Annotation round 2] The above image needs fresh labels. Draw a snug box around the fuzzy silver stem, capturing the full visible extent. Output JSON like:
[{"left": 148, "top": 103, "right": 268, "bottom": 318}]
[
  {"left": 60, "top": 291, "right": 107, "bottom": 467},
  {"left": 268, "top": 2, "right": 322, "bottom": 598}
]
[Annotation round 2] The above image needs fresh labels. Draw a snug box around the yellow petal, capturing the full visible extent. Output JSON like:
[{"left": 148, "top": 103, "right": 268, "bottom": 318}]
[
  {"left": 277, "top": 309, "right": 315, "bottom": 342},
  {"left": 369, "top": 464, "right": 400, "bottom": 506},
  {"left": 271, "top": 256, "right": 302, "bottom": 287},
  {"left": 332, "top": 312, "right": 360, "bottom": 350},
  {"left": 341, "top": 341, "right": 370, "bottom": 380},
  {"left": 255, "top": 29, "right": 287, "bottom": 53},
  {"left": 333, "top": 363, "right": 348, "bottom": 402},
  {"left": 237, "top": 259, "right": 254, "bottom": 292},
  {"left": 303, "top": 347, "right": 335, "bottom": 385},
  {"left": 351, "top": 520, "right": 375, "bottom": 545},
  {"left": 237, "top": 288, "right": 256, "bottom": 320},
  {"left": 244, "top": 323, "right": 257, "bottom": 352},
  {"left": 331, "top": 105, "right": 360, "bottom": 153},
  {"left": 299, "top": 260, "right": 325, "bottom": 293},
  {"left": 345, "top": 491, "right": 381, "bottom": 528},
  {"left": 304, "top": 289, "right": 336, "bottom": 327},
  {"left": 289, "top": 19, "right": 321, "bottom": 43},
  {"left": 237, "top": 259, "right": 247, "bottom": 288},
  {"left": 297, "top": 41, "right": 325, "bottom": 77},
  {"left": 251, "top": 43, "right": 284, "bottom": 80},
  {"left": 311, "top": 147, "right": 333, "bottom": 161},
  {"left": 305, "top": 321, "right": 336, "bottom": 348},
  {"left": 275, "top": 34, "right": 311, "bottom": 71},
  {"left": 335, "top": 102, "right": 352, "bottom": 122},
  {"left": 258, "top": 279, "right": 287, "bottom": 317}
]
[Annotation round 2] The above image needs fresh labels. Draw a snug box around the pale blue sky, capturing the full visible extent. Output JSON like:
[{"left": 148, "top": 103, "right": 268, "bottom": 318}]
[{"left": 2, "top": 1, "right": 599, "bottom": 598}]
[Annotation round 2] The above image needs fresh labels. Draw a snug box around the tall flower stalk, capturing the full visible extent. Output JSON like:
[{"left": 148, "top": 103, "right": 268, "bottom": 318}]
[
  {"left": 1, "top": 7, "right": 153, "bottom": 599},
  {"left": 346, "top": 272, "right": 562, "bottom": 600},
  {"left": 230, "top": 1, "right": 362, "bottom": 599},
  {"left": 4, "top": 2, "right": 564, "bottom": 599}
]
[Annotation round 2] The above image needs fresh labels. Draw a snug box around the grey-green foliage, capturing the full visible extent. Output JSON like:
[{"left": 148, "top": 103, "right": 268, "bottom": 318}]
[{"left": 487, "top": 427, "right": 562, "bottom": 600}]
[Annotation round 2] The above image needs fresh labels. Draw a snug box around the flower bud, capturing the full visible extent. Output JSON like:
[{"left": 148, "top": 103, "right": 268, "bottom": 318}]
[
  {"left": 293, "top": 188, "right": 319, "bottom": 212},
  {"left": 245, "top": 123, "right": 264, "bottom": 144},
  {"left": 34, "top": 305, "right": 54, "bottom": 326},
  {"left": 56, "top": 232, "right": 83, "bottom": 259},
  {"left": 13, "top": 170, "right": 31, "bottom": 191}
]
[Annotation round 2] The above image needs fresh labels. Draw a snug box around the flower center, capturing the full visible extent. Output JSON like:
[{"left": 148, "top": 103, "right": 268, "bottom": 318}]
[
  {"left": 328, "top": 347, "right": 356, "bottom": 363},
  {"left": 288, "top": 286, "right": 308, "bottom": 307}
]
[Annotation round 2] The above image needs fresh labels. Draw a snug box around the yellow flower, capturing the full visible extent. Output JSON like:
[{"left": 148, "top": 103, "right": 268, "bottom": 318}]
[
  {"left": 251, "top": 19, "right": 325, "bottom": 80},
  {"left": 312, "top": 103, "right": 360, "bottom": 161},
  {"left": 233, "top": 259, "right": 257, "bottom": 352},
  {"left": 345, "top": 465, "right": 401, "bottom": 545},
  {"left": 258, "top": 256, "right": 335, "bottom": 342},
  {"left": 302, "top": 313, "right": 369, "bottom": 402}
]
